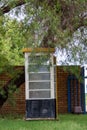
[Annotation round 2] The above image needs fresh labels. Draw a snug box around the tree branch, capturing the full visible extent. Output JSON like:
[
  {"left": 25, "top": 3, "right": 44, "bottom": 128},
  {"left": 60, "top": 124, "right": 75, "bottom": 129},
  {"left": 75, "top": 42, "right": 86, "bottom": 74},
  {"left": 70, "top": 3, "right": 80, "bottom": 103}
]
[
  {"left": 0, "top": 0, "right": 26, "bottom": 14},
  {"left": 0, "top": 66, "right": 25, "bottom": 108}
]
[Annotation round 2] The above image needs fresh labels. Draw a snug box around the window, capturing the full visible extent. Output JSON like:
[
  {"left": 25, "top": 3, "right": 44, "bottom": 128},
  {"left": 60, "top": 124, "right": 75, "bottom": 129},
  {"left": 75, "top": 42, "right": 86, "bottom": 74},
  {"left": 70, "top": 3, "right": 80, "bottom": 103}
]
[{"left": 25, "top": 53, "right": 56, "bottom": 100}]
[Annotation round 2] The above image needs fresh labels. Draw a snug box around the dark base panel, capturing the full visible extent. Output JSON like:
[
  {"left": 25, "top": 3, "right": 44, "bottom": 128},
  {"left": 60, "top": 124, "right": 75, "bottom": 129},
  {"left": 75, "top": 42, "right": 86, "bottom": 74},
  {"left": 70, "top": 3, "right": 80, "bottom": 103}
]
[{"left": 26, "top": 99, "right": 56, "bottom": 119}]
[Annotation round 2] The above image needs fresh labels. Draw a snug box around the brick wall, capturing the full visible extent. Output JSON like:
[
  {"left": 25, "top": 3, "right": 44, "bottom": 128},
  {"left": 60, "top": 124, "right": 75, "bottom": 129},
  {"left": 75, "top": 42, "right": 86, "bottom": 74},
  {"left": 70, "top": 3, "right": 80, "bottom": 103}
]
[
  {"left": 56, "top": 66, "right": 69, "bottom": 113},
  {"left": 0, "top": 66, "right": 25, "bottom": 115},
  {"left": 0, "top": 66, "right": 81, "bottom": 115},
  {"left": 0, "top": 83, "right": 25, "bottom": 115}
]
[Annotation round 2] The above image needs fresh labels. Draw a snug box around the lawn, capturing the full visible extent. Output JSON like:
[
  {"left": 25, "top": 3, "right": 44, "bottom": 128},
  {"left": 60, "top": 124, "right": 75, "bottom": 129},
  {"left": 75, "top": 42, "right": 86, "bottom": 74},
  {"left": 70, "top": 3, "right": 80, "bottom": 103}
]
[{"left": 0, "top": 114, "right": 87, "bottom": 130}]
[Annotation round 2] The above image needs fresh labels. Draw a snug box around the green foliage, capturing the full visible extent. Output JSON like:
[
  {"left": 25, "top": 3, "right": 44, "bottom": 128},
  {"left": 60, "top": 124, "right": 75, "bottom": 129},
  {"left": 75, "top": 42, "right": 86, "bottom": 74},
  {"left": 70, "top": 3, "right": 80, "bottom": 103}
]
[
  {"left": 1, "top": 17, "right": 24, "bottom": 64},
  {"left": 0, "top": 16, "right": 23, "bottom": 103},
  {"left": 0, "top": 0, "right": 87, "bottom": 100},
  {"left": 18, "top": 0, "right": 87, "bottom": 66},
  {"left": 0, "top": 0, "right": 87, "bottom": 65},
  {"left": 0, "top": 88, "right": 6, "bottom": 98},
  {"left": 7, "top": 84, "right": 20, "bottom": 107},
  {"left": 0, "top": 16, "right": 25, "bottom": 75},
  {"left": 0, "top": 18, "right": 25, "bottom": 99}
]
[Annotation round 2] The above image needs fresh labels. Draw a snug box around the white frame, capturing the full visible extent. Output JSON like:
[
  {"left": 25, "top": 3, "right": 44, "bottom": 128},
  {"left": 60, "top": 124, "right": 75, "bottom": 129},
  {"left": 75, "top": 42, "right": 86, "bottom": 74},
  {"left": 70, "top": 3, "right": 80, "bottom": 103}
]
[{"left": 25, "top": 52, "right": 55, "bottom": 100}]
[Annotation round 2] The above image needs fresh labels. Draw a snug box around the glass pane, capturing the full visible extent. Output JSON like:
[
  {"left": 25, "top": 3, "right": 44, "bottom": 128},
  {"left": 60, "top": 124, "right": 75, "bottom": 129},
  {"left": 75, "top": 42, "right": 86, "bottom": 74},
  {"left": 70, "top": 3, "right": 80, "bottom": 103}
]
[
  {"left": 29, "top": 82, "right": 50, "bottom": 89},
  {"left": 29, "top": 91, "right": 50, "bottom": 98},
  {"left": 29, "top": 65, "right": 50, "bottom": 72},
  {"left": 29, "top": 73, "right": 50, "bottom": 80},
  {"left": 29, "top": 55, "right": 50, "bottom": 64}
]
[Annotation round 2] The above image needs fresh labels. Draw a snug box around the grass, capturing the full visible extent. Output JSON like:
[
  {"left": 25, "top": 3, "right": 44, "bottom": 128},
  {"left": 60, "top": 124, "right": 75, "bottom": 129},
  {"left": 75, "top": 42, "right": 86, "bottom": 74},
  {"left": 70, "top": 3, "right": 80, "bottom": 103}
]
[{"left": 0, "top": 114, "right": 87, "bottom": 130}]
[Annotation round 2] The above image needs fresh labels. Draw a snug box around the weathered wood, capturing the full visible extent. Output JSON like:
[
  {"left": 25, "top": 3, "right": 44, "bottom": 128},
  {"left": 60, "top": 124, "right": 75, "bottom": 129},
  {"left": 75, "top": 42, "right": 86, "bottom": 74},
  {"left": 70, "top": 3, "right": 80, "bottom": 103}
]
[{"left": 22, "top": 48, "right": 55, "bottom": 53}]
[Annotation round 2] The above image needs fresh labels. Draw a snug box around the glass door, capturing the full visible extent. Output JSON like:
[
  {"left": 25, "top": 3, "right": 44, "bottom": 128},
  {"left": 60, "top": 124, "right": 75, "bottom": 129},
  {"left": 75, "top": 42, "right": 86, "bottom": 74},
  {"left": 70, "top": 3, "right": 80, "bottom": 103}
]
[{"left": 25, "top": 53, "right": 56, "bottom": 119}]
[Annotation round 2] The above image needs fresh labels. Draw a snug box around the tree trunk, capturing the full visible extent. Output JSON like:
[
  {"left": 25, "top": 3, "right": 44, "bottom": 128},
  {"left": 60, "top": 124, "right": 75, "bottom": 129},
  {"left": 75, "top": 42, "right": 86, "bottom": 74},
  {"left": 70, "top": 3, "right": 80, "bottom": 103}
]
[{"left": 0, "top": 67, "right": 25, "bottom": 108}]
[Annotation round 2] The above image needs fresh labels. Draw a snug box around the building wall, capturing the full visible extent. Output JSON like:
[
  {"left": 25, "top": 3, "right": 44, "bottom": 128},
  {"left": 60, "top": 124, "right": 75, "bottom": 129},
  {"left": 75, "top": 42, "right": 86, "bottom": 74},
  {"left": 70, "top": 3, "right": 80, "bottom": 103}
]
[
  {"left": 0, "top": 66, "right": 26, "bottom": 115},
  {"left": 0, "top": 66, "right": 80, "bottom": 115},
  {"left": 57, "top": 66, "right": 69, "bottom": 113},
  {"left": 0, "top": 83, "right": 25, "bottom": 115}
]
